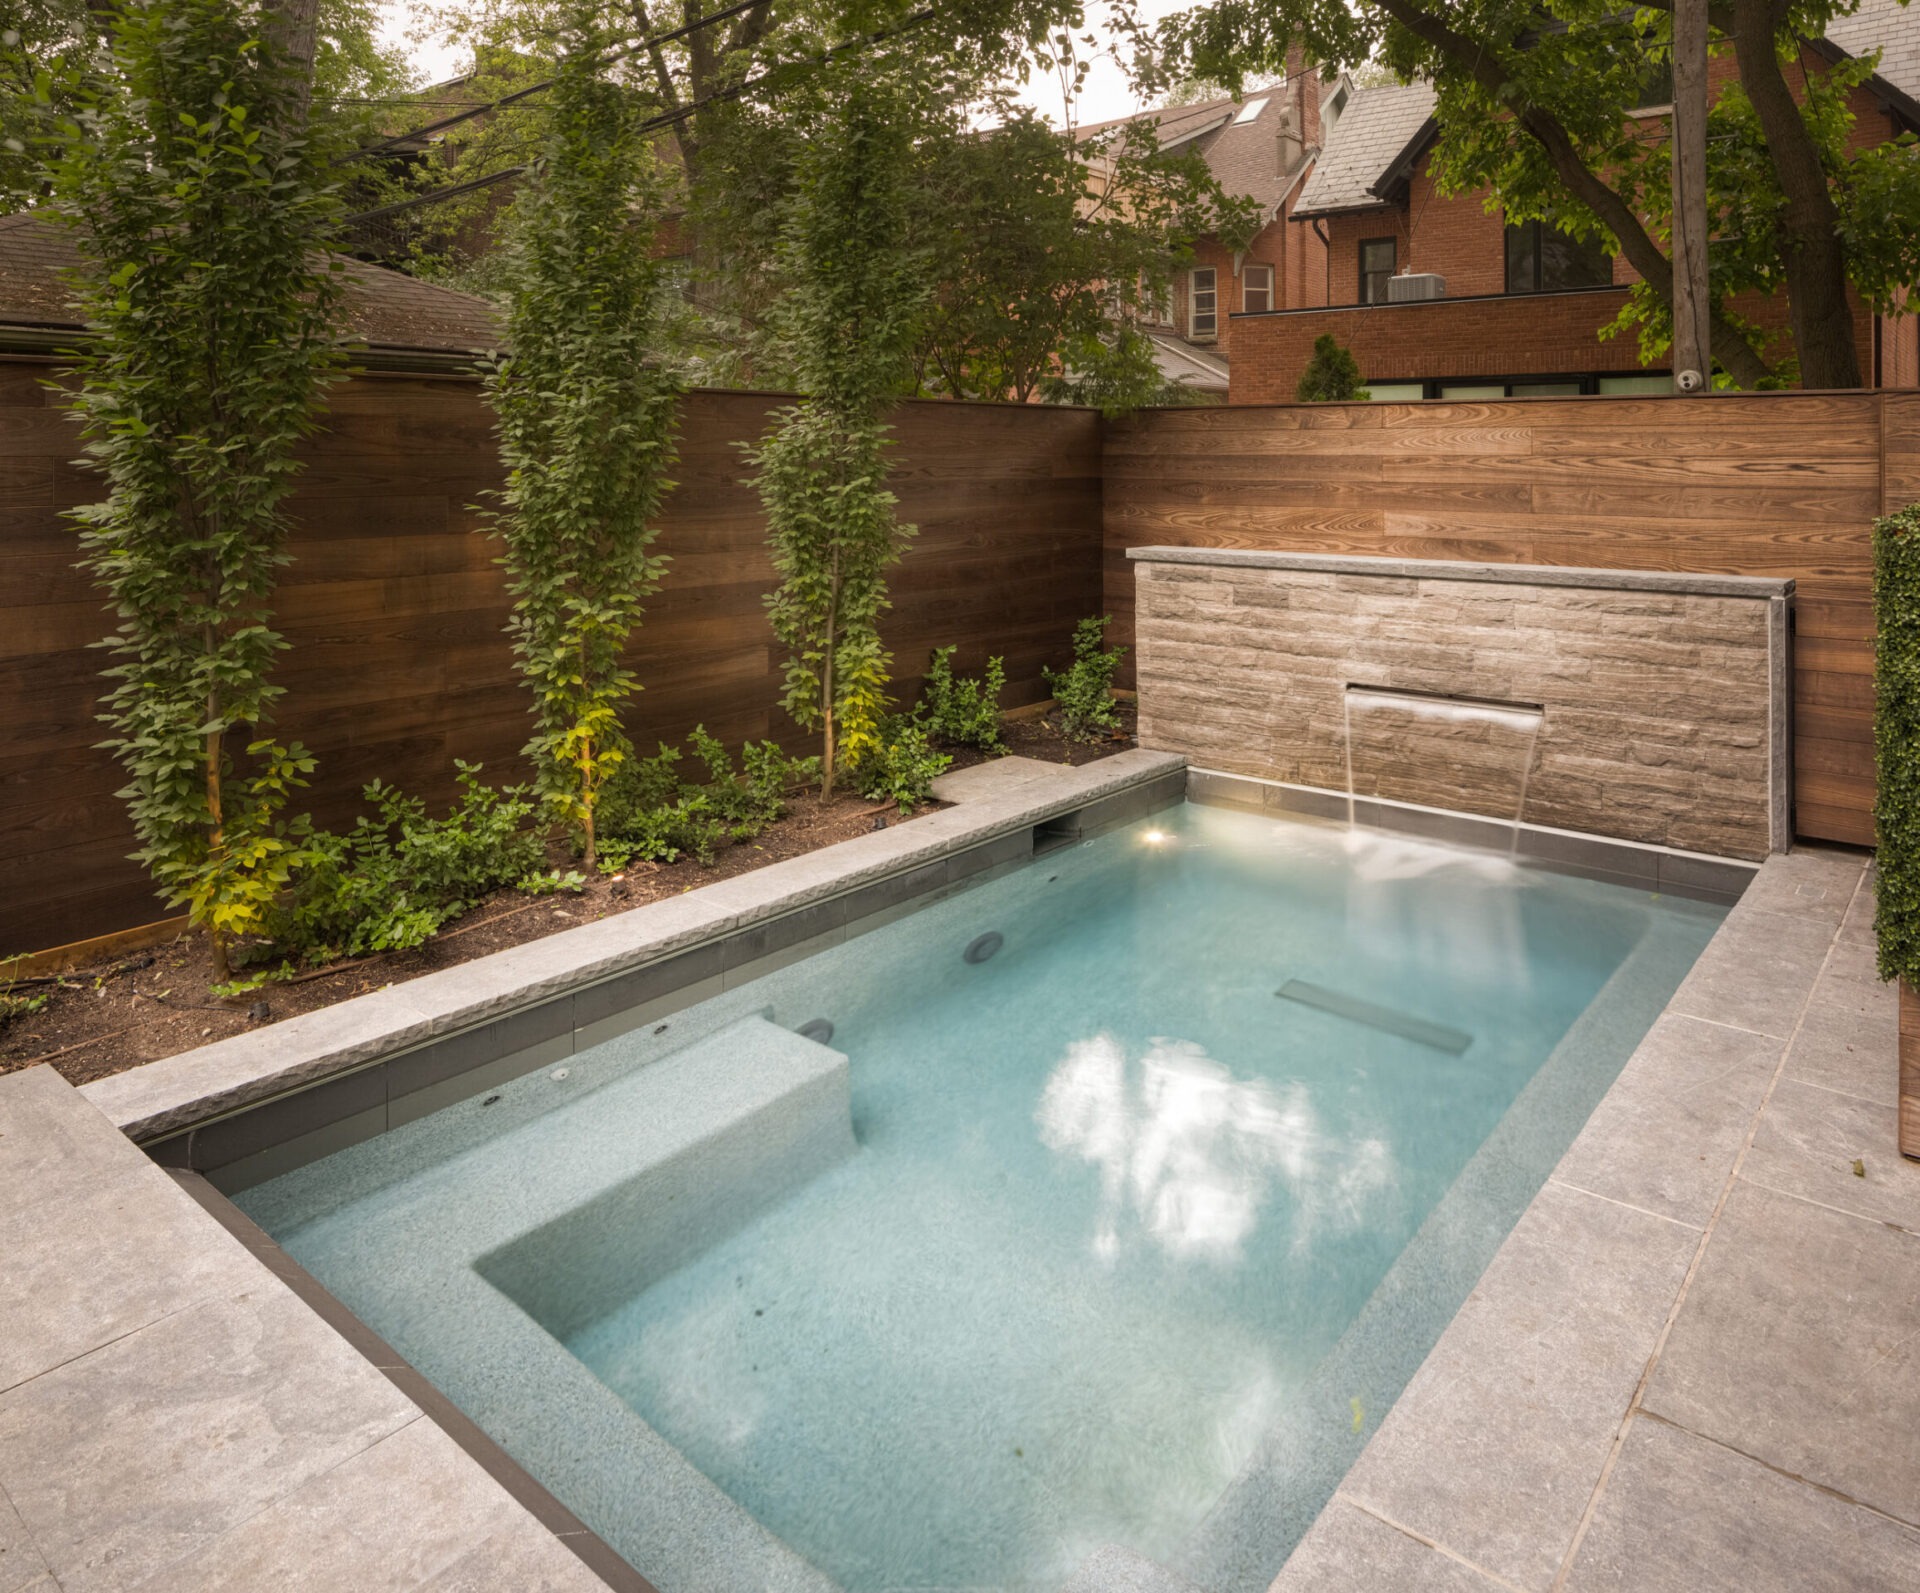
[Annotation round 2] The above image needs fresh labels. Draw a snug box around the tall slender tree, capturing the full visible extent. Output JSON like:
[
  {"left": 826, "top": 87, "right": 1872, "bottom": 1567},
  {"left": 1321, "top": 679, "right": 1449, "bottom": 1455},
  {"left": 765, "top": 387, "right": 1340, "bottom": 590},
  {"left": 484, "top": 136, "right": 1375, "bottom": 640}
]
[
  {"left": 44, "top": 0, "right": 343, "bottom": 980},
  {"left": 748, "top": 60, "right": 930, "bottom": 796},
  {"left": 482, "top": 12, "right": 681, "bottom": 870}
]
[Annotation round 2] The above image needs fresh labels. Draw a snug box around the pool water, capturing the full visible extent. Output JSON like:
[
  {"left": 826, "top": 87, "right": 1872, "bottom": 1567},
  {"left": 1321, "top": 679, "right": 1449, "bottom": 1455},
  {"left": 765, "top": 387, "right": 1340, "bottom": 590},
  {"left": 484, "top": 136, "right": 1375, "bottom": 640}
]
[{"left": 237, "top": 802, "right": 1727, "bottom": 1593}]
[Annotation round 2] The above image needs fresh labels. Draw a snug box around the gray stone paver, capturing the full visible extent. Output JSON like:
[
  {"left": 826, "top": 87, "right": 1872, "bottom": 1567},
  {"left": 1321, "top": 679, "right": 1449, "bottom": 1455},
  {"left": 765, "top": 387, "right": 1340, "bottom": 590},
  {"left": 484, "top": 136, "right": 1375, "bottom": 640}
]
[
  {"left": 1562, "top": 1415, "right": 1920, "bottom": 1592},
  {"left": 0, "top": 1067, "right": 621, "bottom": 1593},
  {"left": 121, "top": 1416, "right": 604, "bottom": 1593},
  {"left": 0, "top": 1286, "right": 419, "bottom": 1593},
  {"left": 1337, "top": 1181, "right": 1699, "bottom": 1591},
  {"left": 1641, "top": 1180, "right": 1920, "bottom": 1525},
  {"left": 1274, "top": 1500, "right": 1510, "bottom": 1591},
  {"left": 0, "top": 1482, "right": 49, "bottom": 1593},
  {"left": 1549, "top": 1013, "right": 1780, "bottom": 1228},
  {"left": 1276, "top": 845, "right": 1920, "bottom": 1592},
  {"left": 1665, "top": 903, "right": 1839, "bottom": 1038}
]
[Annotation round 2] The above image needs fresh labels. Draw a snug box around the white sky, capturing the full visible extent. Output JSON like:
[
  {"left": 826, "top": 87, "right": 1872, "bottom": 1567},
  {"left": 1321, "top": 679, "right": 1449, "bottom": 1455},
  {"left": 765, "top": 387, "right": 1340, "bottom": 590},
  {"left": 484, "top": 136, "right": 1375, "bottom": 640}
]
[{"left": 375, "top": 0, "right": 1194, "bottom": 126}]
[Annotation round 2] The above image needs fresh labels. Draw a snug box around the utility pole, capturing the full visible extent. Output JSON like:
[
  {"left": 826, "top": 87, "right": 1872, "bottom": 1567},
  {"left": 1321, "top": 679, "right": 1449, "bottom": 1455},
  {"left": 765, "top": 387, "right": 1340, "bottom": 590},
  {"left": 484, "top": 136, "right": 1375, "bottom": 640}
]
[{"left": 1671, "top": 0, "right": 1711, "bottom": 394}]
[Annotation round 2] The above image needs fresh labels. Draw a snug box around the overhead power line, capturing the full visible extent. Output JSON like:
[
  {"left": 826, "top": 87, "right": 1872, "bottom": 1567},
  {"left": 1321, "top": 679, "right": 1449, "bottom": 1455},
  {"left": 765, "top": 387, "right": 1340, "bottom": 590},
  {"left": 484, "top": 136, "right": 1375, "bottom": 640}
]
[
  {"left": 343, "top": 0, "right": 767, "bottom": 163},
  {"left": 343, "top": 4, "right": 938, "bottom": 226}
]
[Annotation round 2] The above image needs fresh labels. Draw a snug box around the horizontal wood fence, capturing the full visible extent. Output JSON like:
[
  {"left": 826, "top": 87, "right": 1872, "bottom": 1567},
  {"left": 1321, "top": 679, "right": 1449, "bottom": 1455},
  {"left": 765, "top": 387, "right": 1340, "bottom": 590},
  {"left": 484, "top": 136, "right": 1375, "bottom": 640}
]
[
  {"left": 1105, "top": 391, "right": 1917, "bottom": 851},
  {"left": 6, "top": 375, "right": 1909, "bottom": 953},
  {"left": 1, "top": 367, "right": 1103, "bottom": 950}
]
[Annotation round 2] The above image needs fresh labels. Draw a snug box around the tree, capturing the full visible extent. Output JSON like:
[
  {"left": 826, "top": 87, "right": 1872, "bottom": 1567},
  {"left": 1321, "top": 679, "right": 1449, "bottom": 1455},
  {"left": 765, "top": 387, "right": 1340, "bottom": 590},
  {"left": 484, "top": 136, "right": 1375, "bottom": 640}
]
[
  {"left": 3, "top": 0, "right": 414, "bottom": 207},
  {"left": 40, "top": 0, "right": 344, "bottom": 980},
  {"left": 907, "top": 106, "right": 1260, "bottom": 409},
  {"left": 481, "top": 16, "right": 681, "bottom": 871},
  {"left": 1162, "top": 0, "right": 1920, "bottom": 389},
  {"left": 748, "top": 62, "right": 930, "bottom": 797},
  {"left": 1296, "top": 332, "right": 1369, "bottom": 400}
]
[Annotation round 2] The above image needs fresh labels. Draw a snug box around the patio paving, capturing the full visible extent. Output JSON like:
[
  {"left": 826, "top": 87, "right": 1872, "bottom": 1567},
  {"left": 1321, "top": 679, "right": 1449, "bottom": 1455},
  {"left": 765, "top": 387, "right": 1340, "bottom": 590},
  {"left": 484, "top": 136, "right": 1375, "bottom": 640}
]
[
  {"left": 0, "top": 1065, "right": 615, "bottom": 1593},
  {"left": 1274, "top": 847, "right": 1920, "bottom": 1592}
]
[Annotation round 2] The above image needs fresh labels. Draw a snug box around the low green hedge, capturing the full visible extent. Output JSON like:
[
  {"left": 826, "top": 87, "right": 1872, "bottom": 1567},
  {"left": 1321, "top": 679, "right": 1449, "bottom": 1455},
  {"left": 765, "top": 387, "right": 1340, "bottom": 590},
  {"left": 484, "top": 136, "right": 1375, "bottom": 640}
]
[{"left": 1875, "top": 504, "right": 1920, "bottom": 983}]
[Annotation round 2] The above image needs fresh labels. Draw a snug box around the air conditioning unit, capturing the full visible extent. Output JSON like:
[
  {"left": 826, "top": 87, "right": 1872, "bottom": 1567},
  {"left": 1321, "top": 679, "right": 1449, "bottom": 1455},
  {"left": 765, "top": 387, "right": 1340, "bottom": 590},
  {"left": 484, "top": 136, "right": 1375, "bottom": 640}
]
[{"left": 1386, "top": 272, "right": 1447, "bottom": 303}]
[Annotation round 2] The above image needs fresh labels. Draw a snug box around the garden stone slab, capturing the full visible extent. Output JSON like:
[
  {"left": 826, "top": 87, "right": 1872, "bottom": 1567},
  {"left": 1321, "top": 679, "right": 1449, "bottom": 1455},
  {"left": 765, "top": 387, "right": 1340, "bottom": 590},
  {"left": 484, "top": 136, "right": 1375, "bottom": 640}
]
[
  {"left": 1563, "top": 1415, "right": 1920, "bottom": 1592},
  {"left": 119, "top": 1415, "right": 603, "bottom": 1593},
  {"left": 0, "top": 1286, "right": 418, "bottom": 1593},
  {"left": 1338, "top": 1181, "right": 1698, "bottom": 1592},
  {"left": 928, "top": 754, "right": 1065, "bottom": 803},
  {"left": 1274, "top": 1499, "right": 1508, "bottom": 1592},
  {"left": 1741, "top": 1076, "right": 1920, "bottom": 1232},
  {"left": 1549, "top": 1013, "right": 1780, "bottom": 1228},
  {"left": 1665, "top": 907, "right": 1836, "bottom": 1039},
  {"left": 1643, "top": 1180, "right": 1920, "bottom": 1526},
  {"left": 0, "top": 1154, "right": 259, "bottom": 1394},
  {"left": 1838, "top": 865, "right": 1878, "bottom": 946},
  {"left": 1722, "top": 845, "right": 1862, "bottom": 927},
  {"left": 1779, "top": 958, "right": 1897, "bottom": 1103}
]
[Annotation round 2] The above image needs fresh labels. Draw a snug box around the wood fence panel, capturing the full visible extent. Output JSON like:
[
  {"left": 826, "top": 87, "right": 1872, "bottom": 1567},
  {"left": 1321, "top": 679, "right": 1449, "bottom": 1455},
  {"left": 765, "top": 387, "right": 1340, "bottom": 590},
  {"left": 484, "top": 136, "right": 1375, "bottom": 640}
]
[
  {"left": 1105, "top": 392, "right": 1888, "bottom": 848},
  {"left": 0, "top": 370, "right": 1102, "bottom": 952}
]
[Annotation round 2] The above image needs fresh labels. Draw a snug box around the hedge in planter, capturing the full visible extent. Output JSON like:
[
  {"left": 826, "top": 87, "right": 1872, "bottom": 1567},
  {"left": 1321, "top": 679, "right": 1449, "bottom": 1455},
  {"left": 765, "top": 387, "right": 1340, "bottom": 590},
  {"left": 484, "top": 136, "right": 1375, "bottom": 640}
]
[{"left": 1876, "top": 503, "right": 1920, "bottom": 983}]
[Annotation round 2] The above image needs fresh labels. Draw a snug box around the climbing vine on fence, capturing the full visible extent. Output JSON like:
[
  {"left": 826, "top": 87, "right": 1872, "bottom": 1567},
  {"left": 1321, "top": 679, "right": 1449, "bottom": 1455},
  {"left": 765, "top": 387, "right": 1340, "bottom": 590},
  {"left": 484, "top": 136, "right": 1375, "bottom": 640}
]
[
  {"left": 483, "top": 16, "right": 681, "bottom": 870},
  {"left": 749, "top": 64, "right": 931, "bottom": 798},
  {"left": 43, "top": 0, "right": 343, "bottom": 979},
  {"left": 1875, "top": 504, "right": 1920, "bottom": 984}
]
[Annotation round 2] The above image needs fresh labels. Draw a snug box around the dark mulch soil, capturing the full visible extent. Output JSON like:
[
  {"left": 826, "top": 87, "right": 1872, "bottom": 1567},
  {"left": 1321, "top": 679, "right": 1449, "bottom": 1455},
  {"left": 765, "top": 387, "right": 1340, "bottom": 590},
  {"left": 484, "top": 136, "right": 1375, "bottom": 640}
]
[{"left": 1, "top": 703, "right": 1135, "bottom": 1088}]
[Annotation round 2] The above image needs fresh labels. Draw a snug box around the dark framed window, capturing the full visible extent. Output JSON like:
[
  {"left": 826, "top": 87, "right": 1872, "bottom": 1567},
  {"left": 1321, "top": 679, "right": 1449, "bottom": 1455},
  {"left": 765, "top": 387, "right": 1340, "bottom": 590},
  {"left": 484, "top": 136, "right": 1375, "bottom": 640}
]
[
  {"left": 1189, "top": 266, "right": 1218, "bottom": 339},
  {"left": 1359, "top": 237, "right": 1395, "bottom": 304},
  {"left": 1504, "top": 219, "right": 1613, "bottom": 294}
]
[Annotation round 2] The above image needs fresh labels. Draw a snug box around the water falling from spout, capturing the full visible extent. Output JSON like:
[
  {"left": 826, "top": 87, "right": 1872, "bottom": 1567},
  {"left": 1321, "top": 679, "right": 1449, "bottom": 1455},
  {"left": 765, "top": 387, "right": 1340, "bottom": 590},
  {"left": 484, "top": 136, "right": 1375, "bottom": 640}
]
[{"left": 1340, "top": 685, "right": 1545, "bottom": 856}]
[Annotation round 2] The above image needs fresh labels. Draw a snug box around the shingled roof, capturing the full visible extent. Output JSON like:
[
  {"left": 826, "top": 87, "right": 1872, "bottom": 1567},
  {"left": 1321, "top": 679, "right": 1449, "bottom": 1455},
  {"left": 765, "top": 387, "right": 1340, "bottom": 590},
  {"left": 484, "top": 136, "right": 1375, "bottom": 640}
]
[
  {"left": 1076, "top": 80, "right": 1347, "bottom": 215},
  {"left": 0, "top": 212, "right": 501, "bottom": 359},
  {"left": 1292, "top": 82, "right": 1437, "bottom": 219},
  {"left": 1824, "top": 0, "right": 1920, "bottom": 109}
]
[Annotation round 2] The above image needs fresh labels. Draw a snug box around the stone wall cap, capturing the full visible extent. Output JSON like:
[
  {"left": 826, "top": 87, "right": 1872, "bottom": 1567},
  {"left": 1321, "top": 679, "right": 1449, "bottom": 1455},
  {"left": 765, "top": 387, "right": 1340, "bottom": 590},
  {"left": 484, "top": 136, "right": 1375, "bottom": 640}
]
[{"left": 1126, "top": 547, "right": 1796, "bottom": 599}]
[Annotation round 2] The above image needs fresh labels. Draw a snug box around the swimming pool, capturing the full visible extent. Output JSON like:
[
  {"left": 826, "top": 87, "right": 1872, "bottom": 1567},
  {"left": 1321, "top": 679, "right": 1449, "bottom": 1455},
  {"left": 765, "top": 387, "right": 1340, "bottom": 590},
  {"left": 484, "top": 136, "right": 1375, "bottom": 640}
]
[{"left": 235, "top": 800, "right": 1727, "bottom": 1592}]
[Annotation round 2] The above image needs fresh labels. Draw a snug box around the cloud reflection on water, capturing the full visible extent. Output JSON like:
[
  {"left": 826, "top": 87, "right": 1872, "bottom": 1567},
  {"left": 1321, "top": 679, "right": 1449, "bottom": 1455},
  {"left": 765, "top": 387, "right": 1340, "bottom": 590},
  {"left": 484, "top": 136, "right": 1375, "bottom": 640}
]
[{"left": 1035, "top": 1035, "right": 1393, "bottom": 1263}]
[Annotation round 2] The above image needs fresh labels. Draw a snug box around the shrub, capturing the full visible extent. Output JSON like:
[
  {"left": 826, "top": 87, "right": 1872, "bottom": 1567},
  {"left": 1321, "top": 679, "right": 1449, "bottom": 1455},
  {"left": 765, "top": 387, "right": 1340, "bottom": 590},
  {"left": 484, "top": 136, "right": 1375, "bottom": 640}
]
[
  {"left": 1044, "top": 616, "right": 1127, "bottom": 742},
  {"left": 597, "top": 728, "right": 819, "bottom": 869},
  {"left": 857, "top": 717, "right": 952, "bottom": 813},
  {"left": 1876, "top": 505, "right": 1920, "bottom": 983},
  {"left": 270, "top": 764, "right": 545, "bottom": 960},
  {"left": 1295, "top": 333, "right": 1370, "bottom": 403},
  {"left": 917, "top": 646, "right": 1006, "bottom": 753},
  {"left": 0, "top": 990, "right": 48, "bottom": 1028}
]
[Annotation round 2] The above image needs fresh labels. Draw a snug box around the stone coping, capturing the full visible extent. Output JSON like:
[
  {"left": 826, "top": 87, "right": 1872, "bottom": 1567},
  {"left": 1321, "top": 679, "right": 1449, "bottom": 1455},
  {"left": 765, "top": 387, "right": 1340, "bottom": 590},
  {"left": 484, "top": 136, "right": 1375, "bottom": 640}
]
[
  {"left": 1276, "top": 845, "right": 1920, "bottom": 1590},
  {"left": 1126, "top": 546, "right": 1796, "bottom": 599},
  {"left": 80, "top": 750, "right": 1185, "bottom": 1145}
]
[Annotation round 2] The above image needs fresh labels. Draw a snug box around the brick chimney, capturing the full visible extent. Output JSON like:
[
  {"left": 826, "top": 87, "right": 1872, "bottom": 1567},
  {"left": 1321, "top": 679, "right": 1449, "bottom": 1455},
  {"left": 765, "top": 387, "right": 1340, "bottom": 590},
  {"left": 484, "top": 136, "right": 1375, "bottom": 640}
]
[{"left": 1286, "top": 42, "right": 1322, "bottom": 152}]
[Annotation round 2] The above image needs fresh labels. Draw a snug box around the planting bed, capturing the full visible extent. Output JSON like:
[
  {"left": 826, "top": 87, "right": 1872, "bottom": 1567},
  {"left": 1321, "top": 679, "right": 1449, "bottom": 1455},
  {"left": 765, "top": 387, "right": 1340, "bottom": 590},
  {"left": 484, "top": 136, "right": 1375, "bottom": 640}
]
[{"left": 0, "top": 707, "right": 1134, "bottom": 1085}]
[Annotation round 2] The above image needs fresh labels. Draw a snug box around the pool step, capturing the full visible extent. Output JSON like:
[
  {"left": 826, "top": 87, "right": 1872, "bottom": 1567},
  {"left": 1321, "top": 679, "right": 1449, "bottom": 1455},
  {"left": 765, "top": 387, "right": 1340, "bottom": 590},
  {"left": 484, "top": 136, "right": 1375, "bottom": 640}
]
[{"left": 476, "top": 1014, "right": 856, "bottom": 1341}]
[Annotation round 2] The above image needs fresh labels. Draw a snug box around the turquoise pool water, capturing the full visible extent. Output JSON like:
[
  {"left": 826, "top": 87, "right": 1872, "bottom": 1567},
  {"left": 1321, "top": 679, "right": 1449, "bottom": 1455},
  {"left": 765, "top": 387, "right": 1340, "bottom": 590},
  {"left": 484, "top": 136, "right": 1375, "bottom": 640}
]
[{"left": 237, "top": 802, "right": 1727, "bottom": 1593}]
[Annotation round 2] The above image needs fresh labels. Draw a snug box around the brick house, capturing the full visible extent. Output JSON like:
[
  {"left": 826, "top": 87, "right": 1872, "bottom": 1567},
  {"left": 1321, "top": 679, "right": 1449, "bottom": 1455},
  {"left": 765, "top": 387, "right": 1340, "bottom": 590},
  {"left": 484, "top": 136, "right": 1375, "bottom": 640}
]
[
  {"left": 1226, "top": 0, "right": 1920, "bottom": 402},
  {"left": 1079, "top": 55, "right": 1356, "bottom": 394}
]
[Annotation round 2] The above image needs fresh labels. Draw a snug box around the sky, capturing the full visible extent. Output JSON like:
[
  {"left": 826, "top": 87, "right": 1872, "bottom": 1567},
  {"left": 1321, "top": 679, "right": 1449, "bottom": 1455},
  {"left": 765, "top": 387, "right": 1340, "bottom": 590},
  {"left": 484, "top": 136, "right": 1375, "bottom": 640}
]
[{"left": 374, "top": 0, "right": 1194, "bottom": 127}]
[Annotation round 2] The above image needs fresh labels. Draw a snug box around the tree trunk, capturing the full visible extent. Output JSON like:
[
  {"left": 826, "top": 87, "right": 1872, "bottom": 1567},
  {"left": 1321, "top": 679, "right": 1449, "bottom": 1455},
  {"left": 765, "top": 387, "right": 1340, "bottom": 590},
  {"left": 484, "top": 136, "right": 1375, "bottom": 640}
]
[
  {"left": 1730, "top": 0, "right": 1861, "bottom": 387},
  {"left": 1672, "top": 0, "right": 1712, "bottom": 392},
  {"left": 1372, "top": 0, "right": 1778, "bottom": 389},
  {"left": 267, "top": 0, "right": 319, "bottom": 127}
]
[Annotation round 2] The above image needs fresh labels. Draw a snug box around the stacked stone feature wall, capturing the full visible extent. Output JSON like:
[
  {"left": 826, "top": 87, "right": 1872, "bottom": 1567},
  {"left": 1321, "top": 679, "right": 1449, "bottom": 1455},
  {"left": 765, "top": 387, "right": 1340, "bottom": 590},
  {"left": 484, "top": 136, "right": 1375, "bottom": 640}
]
[{"left": 1132, "top": 553, "right": 1788, "bottom": 860}]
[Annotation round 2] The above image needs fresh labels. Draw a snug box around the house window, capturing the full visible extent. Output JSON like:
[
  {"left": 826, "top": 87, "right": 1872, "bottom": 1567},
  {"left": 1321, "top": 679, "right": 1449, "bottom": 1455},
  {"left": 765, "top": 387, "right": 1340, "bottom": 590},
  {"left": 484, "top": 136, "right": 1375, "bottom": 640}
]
[
  {"left": 1243, "top": 264, "right": 1274, "bottom": 314},
  {"left": 1189, "top": 267, "right": 1218, "bottom": 339},
  {"left": 1505, "top": 219, "right": 1613, "bottom": 293},
  {"left": 1359, "top": 238, "right": 1395, "bottom": 304},
  {"left": 1139, "top": 273, "right": 1172, "bottom": 326}
]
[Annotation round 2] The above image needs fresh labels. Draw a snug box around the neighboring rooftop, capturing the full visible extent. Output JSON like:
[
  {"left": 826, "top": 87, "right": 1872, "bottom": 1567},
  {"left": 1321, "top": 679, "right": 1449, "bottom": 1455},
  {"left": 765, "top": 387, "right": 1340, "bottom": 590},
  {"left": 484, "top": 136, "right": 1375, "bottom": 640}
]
[
  {"left": 1292, "top": 81, "right": 1436, "bottom": 219},
  {"left": 1076, "top": 77, "right": 1350, "bottom": 215},
  {"left": 0, "top": 212, "right": 501, "bottom": 358}
]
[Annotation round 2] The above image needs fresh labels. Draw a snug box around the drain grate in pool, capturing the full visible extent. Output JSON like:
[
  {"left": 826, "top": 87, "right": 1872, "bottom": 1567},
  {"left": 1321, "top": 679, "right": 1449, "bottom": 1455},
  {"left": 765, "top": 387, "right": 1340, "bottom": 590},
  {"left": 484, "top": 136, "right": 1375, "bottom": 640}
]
[{"left": 1276, "top": 979, "right": 1472, "bottom": 1055}]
